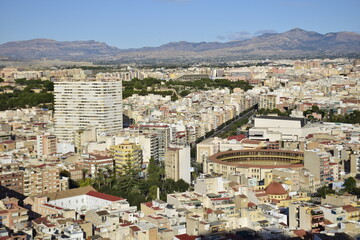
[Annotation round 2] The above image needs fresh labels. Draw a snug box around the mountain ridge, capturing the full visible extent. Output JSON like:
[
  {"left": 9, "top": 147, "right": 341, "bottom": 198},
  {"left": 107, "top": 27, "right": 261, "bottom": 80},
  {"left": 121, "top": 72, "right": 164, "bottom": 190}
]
[{"left": 0, "top": 28, "right": 359, "bottom": 62}]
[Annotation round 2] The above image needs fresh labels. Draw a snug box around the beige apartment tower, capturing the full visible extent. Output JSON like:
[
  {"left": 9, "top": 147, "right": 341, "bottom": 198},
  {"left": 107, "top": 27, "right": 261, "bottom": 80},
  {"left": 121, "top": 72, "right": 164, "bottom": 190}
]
[
  {"left": 54, "top": 78, "right": 123, "bottom": 143},
  {"left": 165, "top": 146, "right": 191, "bottom": 183}
]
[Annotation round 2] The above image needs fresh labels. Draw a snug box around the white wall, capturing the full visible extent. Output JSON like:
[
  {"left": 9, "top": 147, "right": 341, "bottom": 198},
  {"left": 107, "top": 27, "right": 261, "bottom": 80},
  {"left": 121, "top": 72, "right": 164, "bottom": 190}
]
[
  {"left": 57, "top": 142, "right": 75, "bottom": 154},
  {"left": 49, "top": 195, "right": 114, "bottom": 213},
  {"left": 179, "top": 146, "right": 191, "bottom": 184}
]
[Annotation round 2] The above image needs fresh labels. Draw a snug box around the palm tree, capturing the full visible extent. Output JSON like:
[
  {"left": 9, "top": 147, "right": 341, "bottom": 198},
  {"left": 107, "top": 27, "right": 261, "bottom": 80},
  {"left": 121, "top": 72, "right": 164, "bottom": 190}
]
[
  {"left": 104, "top": 165, "right": 115, "bottom": 189},
  {"left": 93, "top": 168, "right": 109, "bottom": 190},
  {"left": 82, "top": 168, "right": 88, "bottom": 180}
]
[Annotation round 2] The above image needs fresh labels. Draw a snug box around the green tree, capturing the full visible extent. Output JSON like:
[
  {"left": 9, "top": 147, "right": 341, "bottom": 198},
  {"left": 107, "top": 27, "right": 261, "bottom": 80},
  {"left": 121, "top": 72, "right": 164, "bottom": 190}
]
[
  {"left": 43, "top": 81, "right": 54, "bottom": 91},
  {"left": 343, "top": 177, "right": 356, "bottom": 192},
  {"left": 175, "top": 179, "right": 190, "bottom": 192},
  {"left": 179, "top": 90, "right": 191, "bottom": 97},
  {"left": 148, "top": 185, "right": 158, "bottom": 201},
  {"left": 82, "top": 169, "right": 89, "bottom": 179},
  {"left": 316, "top": 185, "right": 335, "bottom": 198},
  {"left": 311, "top": 105, "right": 320, "bottom": 112},
  {"left": 15, "top": 78, "right": 27, "bottom": 85},
  {"left": 147, "top": 157, "right": 162, "bottom": 183},
  {"left": 79, "top": 178, "right": 92, "bottom": 187},
  {"left": 116, "top": 155, "right": 142, "bottom": 194}
]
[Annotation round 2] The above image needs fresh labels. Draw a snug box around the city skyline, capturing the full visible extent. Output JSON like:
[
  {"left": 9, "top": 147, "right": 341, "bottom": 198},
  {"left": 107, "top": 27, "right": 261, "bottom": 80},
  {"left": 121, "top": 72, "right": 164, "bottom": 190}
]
[{"left": 1, "top": 0, "right": 359, "bottom": 48}]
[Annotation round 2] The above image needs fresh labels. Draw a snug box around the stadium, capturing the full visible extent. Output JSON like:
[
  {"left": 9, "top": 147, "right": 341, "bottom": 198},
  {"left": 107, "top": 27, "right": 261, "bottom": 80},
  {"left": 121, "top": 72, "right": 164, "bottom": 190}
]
[{"left": 206, "top": 149, "right": 304, "bottom": 180}]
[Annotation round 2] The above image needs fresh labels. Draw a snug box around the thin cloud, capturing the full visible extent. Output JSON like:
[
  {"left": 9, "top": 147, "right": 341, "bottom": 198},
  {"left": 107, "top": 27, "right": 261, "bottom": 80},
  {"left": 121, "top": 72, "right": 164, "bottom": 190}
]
[
  {"left": 216, "top": 35, "right": 226, "bottom": 40},
  {"left": 254, "top": 29, "right": 278, "bottom": 36},
  {"left": 217, "top": 31, "right": 252, "bottom": 41},
  {"left": 228, "top": 31, "right": 252, "bottom": 40},
  {"left": 218, "top": 29, "right": 279, "bottom": 41}
]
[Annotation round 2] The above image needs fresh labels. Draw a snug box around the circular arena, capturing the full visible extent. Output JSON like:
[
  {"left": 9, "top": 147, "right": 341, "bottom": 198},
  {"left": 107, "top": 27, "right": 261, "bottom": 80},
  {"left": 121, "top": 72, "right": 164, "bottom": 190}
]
[
  {"left": 206, "top": 149, "right": 304, "bottom": 178},
  {"left": 209, "top": 149, "right": 304, "bottom": 168}
]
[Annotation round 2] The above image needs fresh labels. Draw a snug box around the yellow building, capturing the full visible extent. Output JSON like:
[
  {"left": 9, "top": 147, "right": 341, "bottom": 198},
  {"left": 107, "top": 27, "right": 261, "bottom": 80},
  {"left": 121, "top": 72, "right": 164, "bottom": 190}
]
[
  {"left": 343, "top": 205, "right": 360, "bottom": 221},
  {"left": 110, "top": 142, "right": 143, "bottom": 174}
]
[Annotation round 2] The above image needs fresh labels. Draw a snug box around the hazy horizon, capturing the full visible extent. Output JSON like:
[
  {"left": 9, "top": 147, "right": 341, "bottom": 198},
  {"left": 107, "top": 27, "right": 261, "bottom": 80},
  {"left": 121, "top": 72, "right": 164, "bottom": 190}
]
[{"left": 1, "top": 0, "right": 359, "bottom": 48}]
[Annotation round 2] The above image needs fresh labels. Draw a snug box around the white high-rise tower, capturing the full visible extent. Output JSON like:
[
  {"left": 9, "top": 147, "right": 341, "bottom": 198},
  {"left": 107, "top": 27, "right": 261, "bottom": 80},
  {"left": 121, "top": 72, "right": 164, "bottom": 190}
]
[{"left": 54, "top": 77, "right": 123, "bottom": 143}]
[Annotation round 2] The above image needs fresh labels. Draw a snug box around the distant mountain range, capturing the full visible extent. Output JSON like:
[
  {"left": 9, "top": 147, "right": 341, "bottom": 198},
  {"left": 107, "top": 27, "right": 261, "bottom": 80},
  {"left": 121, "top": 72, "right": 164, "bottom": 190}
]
[{"left": 0, "top": 28, "right": 359, "bottom": 63}]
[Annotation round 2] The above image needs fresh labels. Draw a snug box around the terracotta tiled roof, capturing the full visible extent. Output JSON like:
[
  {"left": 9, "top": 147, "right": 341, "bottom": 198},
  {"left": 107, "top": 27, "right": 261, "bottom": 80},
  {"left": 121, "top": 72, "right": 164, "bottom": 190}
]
[
  {"left": 293, "top": 229, "right": 307, "bottom": 238},
  {"left": 227, "top": 134, "right": 247, "bottom": 141},
  {"left": 248, "top": 202, "right": 256, "bottom": 208},
  {"left": 43, "top": 203, "right": 63, "bottom": 210},
  {"left": 241, "top": 139, "right": 261, "bottom": 144},
  {"left": 324, "top": 219, "right": 333, "bottom": 225},
  {"left": 130, "top": 226, "right": 141, "bottom": 232},
  {"left": 265, "top": 181, "right": 287, "bottom": 195},
  {"left": 86, "top": 191, "right": 125, "bottom": 202},
  {"left": 343, "top": 205, "right": 358, "bottom": 213},
  {"left": 0, "top": 210, "right": 8, "bottom": 214},
  {"left": 175, "top": 234, "right": 197, "bottom": 240}
]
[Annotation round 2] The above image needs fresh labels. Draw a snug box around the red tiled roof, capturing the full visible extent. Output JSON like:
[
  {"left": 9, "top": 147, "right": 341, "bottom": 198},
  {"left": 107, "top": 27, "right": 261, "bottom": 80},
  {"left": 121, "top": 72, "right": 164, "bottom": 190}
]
[
  {"left": 227, "top": 134, "right": 246, "bottom": 141},
  {"left": 86, "top": 190, "right": 125, "bottom": 201},
  {"left": 0, "top": 210, "right": 8, "bottom": 214},
  {"left": 248, "top": 202, "right": 256, "bottom": 208},
  {"left": 241, "top": 139, "right": 261, "bottom": 144},
  {"left": 343, "top": 205, "right": 359, "bottom": 213},
  {"left": 43, "top": 203, "right": 63, "bottom": 210},
  {"left": 142, "top": 202, "right": 153, "bottom": 207},
  {"left": 293, "top": 229, "right": 307, "bottom": 238},
  {"left": 324, "top": 219, "right": 333, "bottom": 225},
  {"left": 33, "top": 217, "right": 56, "bottom": 228},
  {"left": 120, "top": 223, "right": 132, "bottom": 227},
  {"left": 265, "top": 181, "right": 287, "bottom": 195},
  {"left": 130, "top": 226, "right": 141, "bottom": 232},
  {"left": 175, "top": 234, "right": 197, "bottom": 240}
]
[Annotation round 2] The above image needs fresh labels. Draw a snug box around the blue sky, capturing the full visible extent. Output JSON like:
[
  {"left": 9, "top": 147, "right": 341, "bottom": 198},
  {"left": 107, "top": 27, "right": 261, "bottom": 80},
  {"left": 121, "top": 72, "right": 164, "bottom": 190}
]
[{"left": 1, "top": 0, "right": 359, "bottom": 48}]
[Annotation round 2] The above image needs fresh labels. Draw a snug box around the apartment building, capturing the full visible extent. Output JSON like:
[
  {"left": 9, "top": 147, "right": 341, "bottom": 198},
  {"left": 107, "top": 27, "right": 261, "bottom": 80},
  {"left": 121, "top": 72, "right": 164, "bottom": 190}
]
[
  {"left": 110, "top": 142, "right": 143, "bottom": 174},
  {"left": 0, "top": 197, "right": 28, "bottom": 230},
  {"left": 130, "top": 125, "right": 170, "bottom": 162},
  {"left": 259, "top": 94, "right": 277, "bottom": 110},
  {"left": 23, "top": 165, "right": 68, "bottom": 196},
  {"left": 54, "top": 77, "right": 123, "bottom": 143},
  {"left": 82, "top": 154, "right": 114, "bottom": 177},
  {"left": 165, "top": 146, "right": 190, "bottom": 183},
  {"left": 0, "top": 164, "right": 24, "bottom": 194},
  {"left": 304, "top": 150, "right": 331, "bottom": 184},
  {"left": 36, "top": 135, "right": 57, "bottom": 157},
  {"left": 289, "top": 203, "right": 325, "bottom": 233}
]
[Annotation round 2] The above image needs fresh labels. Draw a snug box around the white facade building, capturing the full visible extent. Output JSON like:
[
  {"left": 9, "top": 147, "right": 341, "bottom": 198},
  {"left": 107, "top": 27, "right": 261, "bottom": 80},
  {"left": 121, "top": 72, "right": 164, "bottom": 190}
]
[
  {"left": 49, "top": 190, "right": 135, "bottom": 214},
  {"left": 54, "top": 78, "right": 123, "bottom": 143},
  {"left": 249, "top": 116, "right": 315, "bottom": 141}
]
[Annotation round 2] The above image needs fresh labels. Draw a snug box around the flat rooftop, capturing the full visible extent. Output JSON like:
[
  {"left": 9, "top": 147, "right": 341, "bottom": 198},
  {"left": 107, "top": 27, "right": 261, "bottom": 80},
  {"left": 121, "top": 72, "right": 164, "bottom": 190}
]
[{"left": 255, "top": 115, "right": 307, "bottom": 127}]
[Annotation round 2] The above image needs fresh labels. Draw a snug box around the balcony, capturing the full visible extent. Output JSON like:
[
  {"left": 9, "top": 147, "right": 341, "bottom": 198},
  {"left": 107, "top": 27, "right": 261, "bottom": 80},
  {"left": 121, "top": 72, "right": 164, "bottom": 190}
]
[
  {"left": 312, "top": 218, "right": 324, "bottom": 223},
  {"left": 311, "top": 210, "right": 323, "bottom": 216},
  {"left": 311, "top": 225, "right": 325, "bottom": 232}
]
